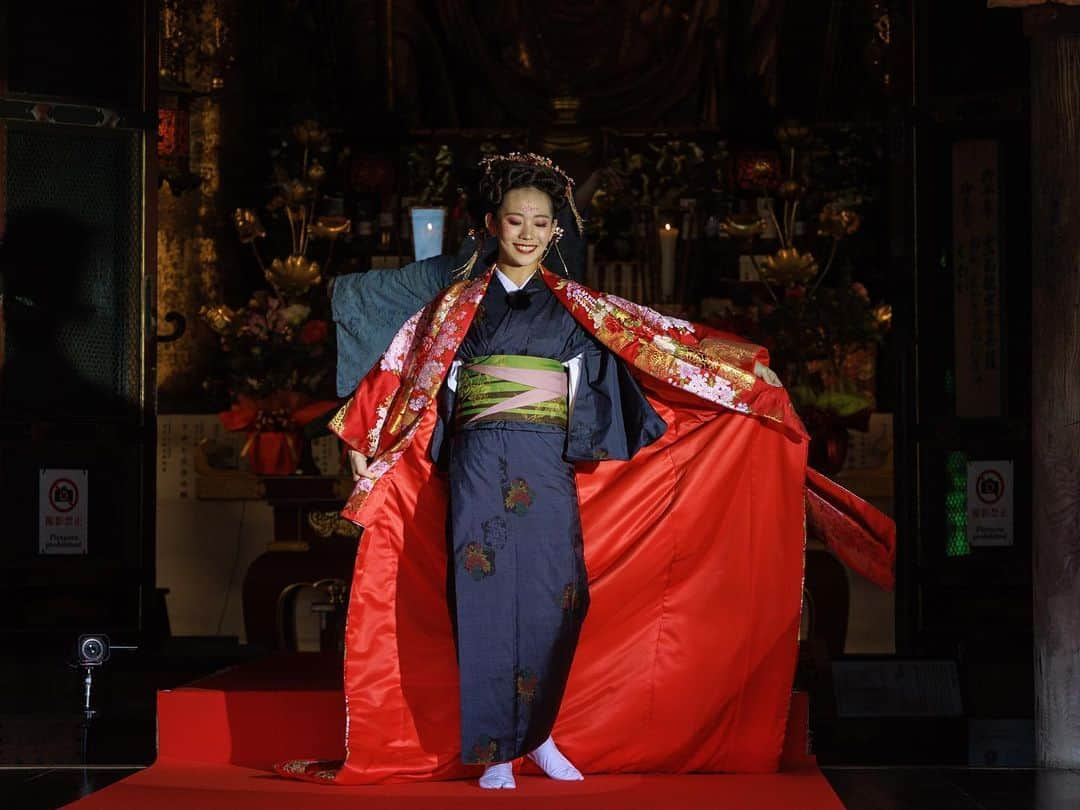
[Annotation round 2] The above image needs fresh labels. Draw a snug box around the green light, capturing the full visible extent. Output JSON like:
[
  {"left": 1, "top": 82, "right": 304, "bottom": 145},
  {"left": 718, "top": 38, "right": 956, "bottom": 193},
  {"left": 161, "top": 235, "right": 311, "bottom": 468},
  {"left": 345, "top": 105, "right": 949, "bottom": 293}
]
[{"left": 945, "top": 451, "right": 970, "bottom": 557}]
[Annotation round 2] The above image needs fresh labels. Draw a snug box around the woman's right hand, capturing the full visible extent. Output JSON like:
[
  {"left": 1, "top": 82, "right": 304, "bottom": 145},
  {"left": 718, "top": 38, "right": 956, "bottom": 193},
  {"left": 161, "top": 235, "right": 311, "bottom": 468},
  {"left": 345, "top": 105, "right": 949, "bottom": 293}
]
[{"left": 348, "top": 449, "right": 372, "bottom": 482}]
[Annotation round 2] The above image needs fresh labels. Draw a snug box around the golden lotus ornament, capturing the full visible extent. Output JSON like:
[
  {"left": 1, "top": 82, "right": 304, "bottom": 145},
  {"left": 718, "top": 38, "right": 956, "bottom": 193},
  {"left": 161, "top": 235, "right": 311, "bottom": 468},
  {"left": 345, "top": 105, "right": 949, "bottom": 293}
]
[
  {"left": 307, "top": 216, "right": 351, "bottom": 241},
  {"left": 233, "top": 208, "right": 266, "bottom": 244},
  {"left": 720, "top": 214, "right": 767, "bottom": 240},
  {"left": 760, "top": 248, "right": 820, "bottom": 285},
  {"left": 306, "top": 161, "right": 327, "bottom": 184},
  {"left": 200, "top": 303, "right": 237, "bottom": 334},
  {"left": 292, "top": 119, "right": 328, "bottom": 148},
  {"left": 267, "top": 255, "right": 322, "bottom": 296},
  {"left": 777, "top": 180, "right": 805, "bottom": 200},
  {"left": 283, "top": 180, "right": 314, "bottom": 207},
  {"left": 873, "top": 303, "right": 893, "bottom": 328},
  {"left": 775, "top": 120, "right": 811, "bottom": 146},
  {"left": 818, "top": 208, "right": 861, "bottom": 239}
]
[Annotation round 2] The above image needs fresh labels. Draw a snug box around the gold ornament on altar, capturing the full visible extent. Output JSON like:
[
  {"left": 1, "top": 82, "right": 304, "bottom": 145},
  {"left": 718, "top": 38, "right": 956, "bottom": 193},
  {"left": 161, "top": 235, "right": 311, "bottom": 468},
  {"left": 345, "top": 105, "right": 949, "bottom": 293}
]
[
  {"left": 291, "top": 120, "right": 328, "bottom": 149},
  {"left": 267, "top": 256, "right": 322, "bottom": 298},
  {"left": 306, "top": 161, "right": 327, "bottom": 184},
  {"left": 774, "top": 120, "right": 811, "bottom": 147},
  {"left": 758, "top": 248, "right": 820, "bottom": 285},
  {"left": 282, "top": 180, "right": 315, "bottom": 209},
  {"left": 735, "top": 121, "right": 865, "bottom": 298},
  {"left": 817, "top": 207, "right": 862, "bottom": 239},
  {"left": 720, "top": 213, "right": 767, "bottom": 240},
  {"left": 777, "top": 180, "right": 805, "bottom": 201},
  {"left": 709, "top": 122, "right": 889, "bottom": 469},
  {"left": 873, "top": 303, "right": 893, "bottom": 327},
  {"left": 307, "top": 216, "right": 351, "bottom": 241},
  {"left": 233, "top": 209, "right": 266, "bottom": 244},
  {"left": 200, "top": 303, "right": 237, "bottom": 334},
  {"left": 230, "top": 120, "right": 350, "bottom": 300}
]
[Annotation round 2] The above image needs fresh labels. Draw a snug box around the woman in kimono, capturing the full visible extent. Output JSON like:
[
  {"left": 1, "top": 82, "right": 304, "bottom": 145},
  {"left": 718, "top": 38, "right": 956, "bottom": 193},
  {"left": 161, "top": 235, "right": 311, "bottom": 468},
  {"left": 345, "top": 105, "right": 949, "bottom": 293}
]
[
  {"left": 278, "top": 153, "right": 895, "bottom": 789},
  {"left": 434, "top": 156, "right": 665, "bottom": 789}
]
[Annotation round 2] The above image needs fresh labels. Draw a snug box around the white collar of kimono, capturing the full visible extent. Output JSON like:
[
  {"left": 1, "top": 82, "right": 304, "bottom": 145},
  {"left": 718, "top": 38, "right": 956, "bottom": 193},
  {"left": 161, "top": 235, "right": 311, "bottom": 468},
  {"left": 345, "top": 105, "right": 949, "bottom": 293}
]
[{"left": 494, "top": 267, "right": 536, "bottom": 293}]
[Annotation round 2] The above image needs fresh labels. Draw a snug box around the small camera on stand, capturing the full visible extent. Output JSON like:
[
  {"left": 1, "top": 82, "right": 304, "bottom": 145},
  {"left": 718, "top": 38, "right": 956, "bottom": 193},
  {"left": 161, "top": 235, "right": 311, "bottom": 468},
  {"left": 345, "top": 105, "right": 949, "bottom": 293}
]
[
  {"left": 76, "top": 634, "right": 111, "bottom": 667},
  {"left": 72, "top": 634, "right": 136, "bottom": 721},
  {"left": 71, "top": 633, "right": 136, "bottom": 763}
]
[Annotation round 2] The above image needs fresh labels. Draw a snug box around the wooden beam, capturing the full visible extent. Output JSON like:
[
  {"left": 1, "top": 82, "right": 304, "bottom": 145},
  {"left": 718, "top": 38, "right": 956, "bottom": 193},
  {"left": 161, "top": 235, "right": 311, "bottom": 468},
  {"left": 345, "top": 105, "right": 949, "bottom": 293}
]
[{"left": 1029, "top": 22, "right": 1080, "bottom": 767}]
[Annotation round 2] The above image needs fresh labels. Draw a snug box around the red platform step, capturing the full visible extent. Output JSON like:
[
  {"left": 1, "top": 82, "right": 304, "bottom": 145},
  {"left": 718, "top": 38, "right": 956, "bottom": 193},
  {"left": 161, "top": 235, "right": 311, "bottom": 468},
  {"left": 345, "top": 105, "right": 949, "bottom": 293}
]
[
  {"left": 67, "top": 654, "right": 839, "bottom": 809},
  {"left": 157, "top": 653, "right": 815, "bottom": 771}
]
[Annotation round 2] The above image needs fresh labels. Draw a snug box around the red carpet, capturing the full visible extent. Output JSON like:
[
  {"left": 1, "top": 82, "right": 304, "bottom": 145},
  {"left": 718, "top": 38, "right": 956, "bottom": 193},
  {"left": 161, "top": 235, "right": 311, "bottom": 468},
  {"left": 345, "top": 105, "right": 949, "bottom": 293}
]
[{"left": 66, "top": 654, "right": 843, "bottom": 809}]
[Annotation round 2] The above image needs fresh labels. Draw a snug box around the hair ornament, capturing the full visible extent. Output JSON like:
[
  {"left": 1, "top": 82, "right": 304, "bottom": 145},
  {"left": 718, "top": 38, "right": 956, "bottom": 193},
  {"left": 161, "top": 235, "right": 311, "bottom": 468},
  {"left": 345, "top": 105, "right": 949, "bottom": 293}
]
[{"left": 478, "top": 152, "right": 585, "bottom": 237}]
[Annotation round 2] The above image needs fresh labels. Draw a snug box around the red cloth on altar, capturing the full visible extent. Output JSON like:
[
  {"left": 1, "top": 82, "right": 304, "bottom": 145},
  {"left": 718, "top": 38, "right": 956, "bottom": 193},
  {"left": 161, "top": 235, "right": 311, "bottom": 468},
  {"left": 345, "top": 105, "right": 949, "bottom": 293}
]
[{"left": 277, "top": 268, "right": 894, "bottom": 784}]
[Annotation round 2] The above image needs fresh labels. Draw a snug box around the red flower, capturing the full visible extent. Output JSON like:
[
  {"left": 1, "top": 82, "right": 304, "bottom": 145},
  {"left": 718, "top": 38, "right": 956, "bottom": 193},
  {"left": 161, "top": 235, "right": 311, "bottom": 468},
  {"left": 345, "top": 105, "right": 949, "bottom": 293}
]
[{"left": 300, "top": 319, "right": 329, "bottom": 345}]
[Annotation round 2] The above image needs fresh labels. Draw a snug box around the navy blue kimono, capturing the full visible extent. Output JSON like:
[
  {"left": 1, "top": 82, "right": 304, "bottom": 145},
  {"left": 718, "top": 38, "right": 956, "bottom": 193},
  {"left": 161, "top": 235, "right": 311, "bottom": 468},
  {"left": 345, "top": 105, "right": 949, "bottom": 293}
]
[{"left": 434, "top": 271, "right": 666, "bottom": 764}]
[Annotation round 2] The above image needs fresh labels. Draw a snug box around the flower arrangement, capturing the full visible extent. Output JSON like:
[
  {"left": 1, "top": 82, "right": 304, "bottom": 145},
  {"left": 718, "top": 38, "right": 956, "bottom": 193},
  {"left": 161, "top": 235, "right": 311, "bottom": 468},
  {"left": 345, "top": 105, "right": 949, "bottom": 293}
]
[
  {"left": 199, "top": 120, "right": 346, "bottom": 473},
  {"left": 712, "top": 274, "right": 890, "bottom": 474},
  {"left": 712, "top": 122, "right": 890, "bottom": 471},
  {"left": 754, "top": 279, "right": 891, "bottom": 411},
  {"left": 200, "top": 291, "right": 330, "bottom": 399}
]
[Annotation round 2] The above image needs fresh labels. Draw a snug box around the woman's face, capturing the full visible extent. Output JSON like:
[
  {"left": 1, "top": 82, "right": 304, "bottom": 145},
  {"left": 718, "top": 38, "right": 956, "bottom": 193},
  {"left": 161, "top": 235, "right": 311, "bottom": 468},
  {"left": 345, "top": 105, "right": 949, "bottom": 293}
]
[{"left": 485, "top": 186, "right": 555, "bottom": 271}]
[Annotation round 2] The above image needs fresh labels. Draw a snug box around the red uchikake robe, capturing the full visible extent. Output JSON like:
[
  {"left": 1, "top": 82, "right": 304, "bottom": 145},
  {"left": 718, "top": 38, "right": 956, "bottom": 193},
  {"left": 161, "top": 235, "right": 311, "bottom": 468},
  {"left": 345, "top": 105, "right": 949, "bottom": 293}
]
[{"left": 277, "top": 267, "right": 895, "bottom": 784}]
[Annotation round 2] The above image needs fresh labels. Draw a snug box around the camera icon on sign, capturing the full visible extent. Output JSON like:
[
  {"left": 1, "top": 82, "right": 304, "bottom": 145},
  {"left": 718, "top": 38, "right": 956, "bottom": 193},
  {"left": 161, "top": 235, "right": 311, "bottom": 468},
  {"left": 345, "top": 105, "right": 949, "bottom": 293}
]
[{"left": 54, "top": 485, "right": 76, "bottom": 505}]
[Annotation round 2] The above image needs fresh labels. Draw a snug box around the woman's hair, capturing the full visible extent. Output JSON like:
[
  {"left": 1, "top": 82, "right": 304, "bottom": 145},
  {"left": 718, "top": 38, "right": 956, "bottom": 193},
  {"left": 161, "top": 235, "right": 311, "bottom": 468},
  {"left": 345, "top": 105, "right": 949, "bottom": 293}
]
[{"left": 476, "top": 155, "right": 569, "bottom": 218}]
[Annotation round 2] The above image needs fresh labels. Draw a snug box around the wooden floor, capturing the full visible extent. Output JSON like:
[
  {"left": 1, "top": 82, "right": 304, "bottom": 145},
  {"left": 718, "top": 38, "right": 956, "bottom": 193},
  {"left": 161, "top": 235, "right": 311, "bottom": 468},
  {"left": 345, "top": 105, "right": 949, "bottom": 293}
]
[{"left": 2, "top": 766, "right": 1078, "bottom": 810}]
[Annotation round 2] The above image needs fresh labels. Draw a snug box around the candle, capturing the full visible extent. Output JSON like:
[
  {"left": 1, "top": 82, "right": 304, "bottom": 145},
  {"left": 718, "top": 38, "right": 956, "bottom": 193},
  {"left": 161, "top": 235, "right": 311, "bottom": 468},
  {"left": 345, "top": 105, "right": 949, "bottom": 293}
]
[
  {"left": 409, "top": 206, "right": 446, "bottom": 261},
  {"left": 658, "top": 222, "right": 679, "bottom": 301}
]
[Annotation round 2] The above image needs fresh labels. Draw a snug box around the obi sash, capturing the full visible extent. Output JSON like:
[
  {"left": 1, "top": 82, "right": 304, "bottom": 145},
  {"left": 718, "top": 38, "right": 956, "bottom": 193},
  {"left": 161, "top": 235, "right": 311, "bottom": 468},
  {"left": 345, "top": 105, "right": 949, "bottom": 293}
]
[{"left": 455, "top": 354, "right": 568, "bottom": 429}]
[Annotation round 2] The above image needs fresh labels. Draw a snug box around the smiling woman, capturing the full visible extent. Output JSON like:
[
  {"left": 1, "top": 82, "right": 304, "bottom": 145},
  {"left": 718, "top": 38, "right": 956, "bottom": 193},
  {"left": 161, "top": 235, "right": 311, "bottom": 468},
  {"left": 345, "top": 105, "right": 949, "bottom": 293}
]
[
  {"left": 420, "top": 155, "right": 668, "bottom": 789},
  {"left": 487, "top": 186, "right": 555, "bottom": 283}
]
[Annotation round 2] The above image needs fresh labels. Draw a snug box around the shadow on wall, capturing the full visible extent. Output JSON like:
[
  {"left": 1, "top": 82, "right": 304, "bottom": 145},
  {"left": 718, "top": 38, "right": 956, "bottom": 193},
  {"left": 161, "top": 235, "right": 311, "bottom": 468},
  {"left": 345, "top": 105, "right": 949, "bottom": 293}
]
[{"left": 0, "top": 208, "right": 137, "bottom": 422}]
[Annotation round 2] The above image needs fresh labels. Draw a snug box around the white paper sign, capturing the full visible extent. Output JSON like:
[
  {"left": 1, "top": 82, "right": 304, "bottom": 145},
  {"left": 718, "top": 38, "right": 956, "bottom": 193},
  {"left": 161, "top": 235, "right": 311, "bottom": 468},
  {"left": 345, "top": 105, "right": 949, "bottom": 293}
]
[
  {"left": 967, "top": 460, "right": 1013, "bottom": 547},
  {"left": 39, "top": 469, "right": 88, "bottom": 555}
]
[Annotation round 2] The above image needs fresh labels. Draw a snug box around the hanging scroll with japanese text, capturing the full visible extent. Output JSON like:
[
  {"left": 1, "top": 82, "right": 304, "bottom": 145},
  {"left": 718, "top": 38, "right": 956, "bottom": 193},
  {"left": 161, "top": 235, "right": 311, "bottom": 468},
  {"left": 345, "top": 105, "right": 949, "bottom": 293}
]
[{"left": 951, "top": 140, "right": 1002, "bottom": 418}]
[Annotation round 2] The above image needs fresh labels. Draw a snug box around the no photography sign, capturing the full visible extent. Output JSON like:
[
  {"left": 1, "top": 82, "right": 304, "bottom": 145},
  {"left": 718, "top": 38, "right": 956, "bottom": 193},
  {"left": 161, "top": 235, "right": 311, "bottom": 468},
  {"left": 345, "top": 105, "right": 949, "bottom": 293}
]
[{"left": 39, "top": 469, "right": 88, "bottom": 555}]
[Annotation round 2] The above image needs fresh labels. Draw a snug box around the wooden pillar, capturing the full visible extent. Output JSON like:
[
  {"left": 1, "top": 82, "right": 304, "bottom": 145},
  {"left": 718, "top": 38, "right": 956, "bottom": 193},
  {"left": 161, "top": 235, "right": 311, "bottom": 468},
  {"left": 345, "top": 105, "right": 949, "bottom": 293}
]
[
  {"left": 1028, "top": 8, "right": 1080, "bottom": 768},
  {"left": 376, "top": 0, "right": 395, "bottom": 114}
]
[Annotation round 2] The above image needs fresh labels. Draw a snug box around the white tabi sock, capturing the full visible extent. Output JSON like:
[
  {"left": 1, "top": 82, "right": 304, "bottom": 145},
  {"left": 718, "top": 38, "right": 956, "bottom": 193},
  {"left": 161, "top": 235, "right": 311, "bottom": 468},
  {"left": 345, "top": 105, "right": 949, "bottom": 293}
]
[
  {"left": 527, "top": 736, "right": 584, "bottom": 781},
  {"left": 479, "top": 762, "right": 516, "bottom": 789}
]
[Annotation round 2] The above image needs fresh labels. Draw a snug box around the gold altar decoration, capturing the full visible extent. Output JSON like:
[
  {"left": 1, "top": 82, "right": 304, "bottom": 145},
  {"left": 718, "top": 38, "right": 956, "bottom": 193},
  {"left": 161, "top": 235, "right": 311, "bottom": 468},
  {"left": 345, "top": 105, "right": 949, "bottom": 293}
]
[
  {"left": 720, "top": 213, "right": 768, "bottom": 241},
  {"left": 740, "top": 121, "right": 861, "bottom": 299},
  {"left": 233, "top": 120, "right": 351, "bottom": 300},
  {"left": 267, "top": 256, "right": 322, "bottom": 298},
  {"left": 759, "top": 248, "right": 820, "bottom": 286},
  {"left": 199, "top": 119, "right": 347, "bottom": 405}
]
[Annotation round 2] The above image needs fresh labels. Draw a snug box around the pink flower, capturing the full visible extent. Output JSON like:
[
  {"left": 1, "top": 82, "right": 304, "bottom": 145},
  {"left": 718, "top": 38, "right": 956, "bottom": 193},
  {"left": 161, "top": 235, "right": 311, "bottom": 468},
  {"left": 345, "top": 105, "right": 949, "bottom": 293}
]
[{"left": 851, "top": 282, "right": 869, "bottom": 300}]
